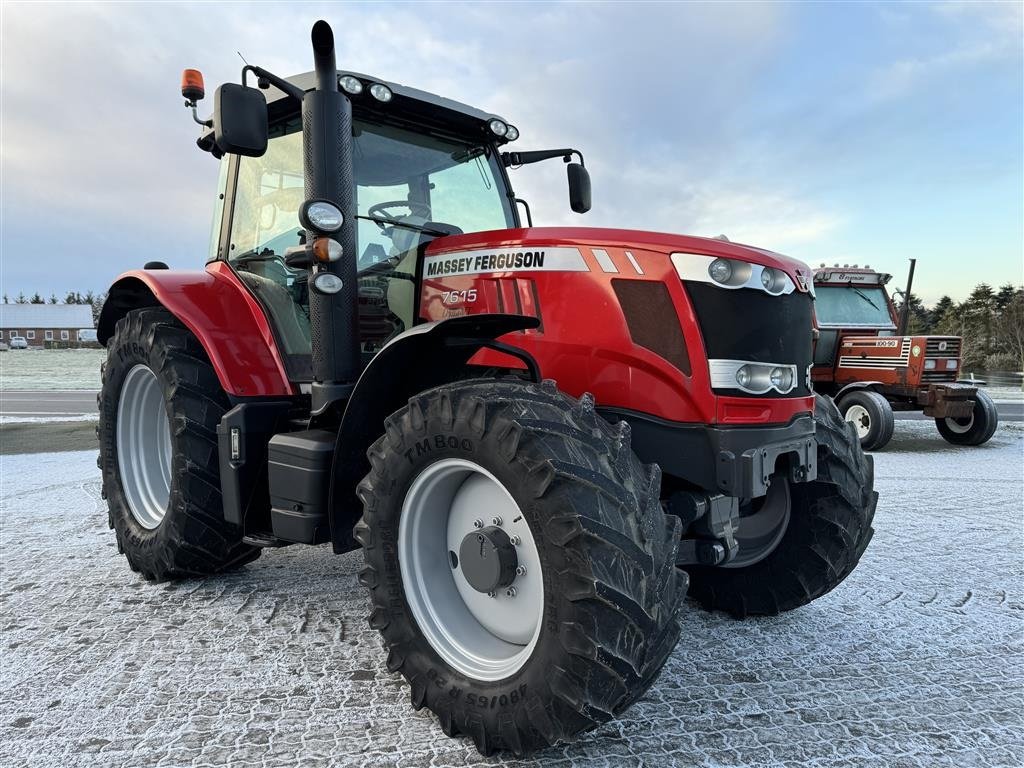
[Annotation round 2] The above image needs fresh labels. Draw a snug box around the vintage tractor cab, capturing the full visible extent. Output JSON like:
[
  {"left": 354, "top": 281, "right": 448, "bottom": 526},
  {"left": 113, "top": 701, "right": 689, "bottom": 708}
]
[
  {"left": 811, "top": 263, "right": 998, "bottom": 450},
  {"left": 96, "top": 22, "right": 876, "bottom": 756}
]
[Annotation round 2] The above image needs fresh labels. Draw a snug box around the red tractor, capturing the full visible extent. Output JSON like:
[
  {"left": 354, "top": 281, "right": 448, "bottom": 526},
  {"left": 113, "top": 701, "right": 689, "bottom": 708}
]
[
  {"left": 96, "top": 23, "right": 876, "bottom": 756},
  {"left": 811, "top": 263, "right": 998, "bottom": 451}
]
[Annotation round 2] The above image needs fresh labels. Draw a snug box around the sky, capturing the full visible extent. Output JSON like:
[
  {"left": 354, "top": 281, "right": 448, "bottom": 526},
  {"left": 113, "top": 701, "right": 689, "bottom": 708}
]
[{"left": 1, "top": 1, "right": 1022, "bottom": 305}]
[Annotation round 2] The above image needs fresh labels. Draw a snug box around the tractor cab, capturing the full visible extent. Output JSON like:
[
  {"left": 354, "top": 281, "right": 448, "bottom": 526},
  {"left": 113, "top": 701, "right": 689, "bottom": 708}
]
[
  {"left": 195, "top": 69, "right": 590, "bottom": 381},
  {"left": 811, "top": 265, "right": 898, "bottom": 372}
]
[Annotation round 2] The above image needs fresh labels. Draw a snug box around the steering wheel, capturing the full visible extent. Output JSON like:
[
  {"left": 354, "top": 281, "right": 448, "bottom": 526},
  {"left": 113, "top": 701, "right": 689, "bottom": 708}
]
[{"left": 367, "top": 200, "right": 432, "bottom": 228}]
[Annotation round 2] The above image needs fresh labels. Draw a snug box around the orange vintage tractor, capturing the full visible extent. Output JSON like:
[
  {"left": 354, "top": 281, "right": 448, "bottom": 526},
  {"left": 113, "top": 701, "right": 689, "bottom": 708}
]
[{"left": 811, "top": 263, "right": 998, "bottom": 450}]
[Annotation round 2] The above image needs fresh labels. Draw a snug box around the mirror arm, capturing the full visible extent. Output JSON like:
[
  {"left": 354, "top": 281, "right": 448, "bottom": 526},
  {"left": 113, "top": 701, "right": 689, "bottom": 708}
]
[
  {"left": 242, "top": 64, "right": 306, "bottom": 102},
  {"left": 503, "top": 148, "right": 581, "bottom": 168}
]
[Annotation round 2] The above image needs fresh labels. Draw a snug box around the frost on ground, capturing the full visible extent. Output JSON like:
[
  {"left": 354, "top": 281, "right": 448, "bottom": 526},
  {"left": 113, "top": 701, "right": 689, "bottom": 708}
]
[
  {"left": 1, "top": 423, "right": 1022, "bottom": 768},
  {"left": 0, "top": 349, "right": 104, "bottom": 390}
]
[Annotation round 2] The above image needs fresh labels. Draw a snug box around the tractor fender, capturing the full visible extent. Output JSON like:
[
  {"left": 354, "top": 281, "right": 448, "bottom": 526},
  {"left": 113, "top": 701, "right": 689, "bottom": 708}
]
[
  {"left": 328, "top": 313, "right": 540, "bottom": 552},
  {"left": 97, "top": 262, "right": 294, "bottom": 397},
  {"left": 834, "top": 381, "right": 884, "bottom": 402}
]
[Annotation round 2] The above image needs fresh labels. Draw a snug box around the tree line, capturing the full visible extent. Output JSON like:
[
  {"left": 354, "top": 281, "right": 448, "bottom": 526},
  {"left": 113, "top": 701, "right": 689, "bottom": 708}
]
[
  {"left": 893, "top": 283, "right": 1024, "bottom": 372},
  {"left": 2, "top": 291, "right": 107, "bottom": 325}
]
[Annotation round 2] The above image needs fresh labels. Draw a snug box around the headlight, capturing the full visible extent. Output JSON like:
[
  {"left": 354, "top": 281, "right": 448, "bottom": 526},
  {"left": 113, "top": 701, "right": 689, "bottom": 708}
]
[
  {"left": 505, "top": 124, "right": 519, "bottom": 141},
  {"left": 708, "top": 258, "right": 733, "bottom": 284},
  {"left": 760, "top": 267, "right": 787, "bottom": 294},
  {"left": 339, "top": 75, "right": 363, "bottom": 95},
  {"left": 924, "top": 359, "right": 937, "bottom": 370},
  {"left": 709, "top": 360, "right": 799, "bottom": 395},
  {"left": 736, "top": 365, "right": 752, "bottom": 388},
  {"left": 312, "top": 272, "right": 344, "bottom": 294},
  {"left": 946, "top": 359, "right": 958, "bottom": 370},
  {"left": 369, "top": 83, "right": 393, "bottom": 102},
  {"left": 770, "top": 366, "right": 794, "bottom": 391},
  {"left": 671, "top": 253, "right": 796, "bottom": 295},
  {"left": 300, "top": 200, "right": 344, "bottom": 234},
  {"left": 488, "top": 118, "right": 508, "bottom": 137}
]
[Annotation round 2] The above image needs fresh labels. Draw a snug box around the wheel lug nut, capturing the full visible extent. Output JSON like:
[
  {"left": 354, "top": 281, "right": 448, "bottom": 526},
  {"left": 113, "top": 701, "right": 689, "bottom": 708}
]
[
  {"left": 487, "top": 591, "right": 496, "bottom": 599},
  {"left": 505, "top": 587, "right": 517, "bottom": 598},
  {"left": 509, "top": 535, "right": 521, "bottom": 546},
  {"left": 491, "top": 516, "right": 502, "bottom": 526},
  {"left": 472, "top": 519, "right": 483, "bottom": 529},
  {"left": 516, "top": 565, "right": 527, "bottom": 577}
]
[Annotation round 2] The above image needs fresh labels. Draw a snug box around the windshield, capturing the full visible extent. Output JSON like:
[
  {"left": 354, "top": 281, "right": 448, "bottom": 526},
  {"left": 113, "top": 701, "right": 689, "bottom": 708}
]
[
  {"left": 814, "top": 285, "right": 895, "bottom": 328},
  {"left": 227, "top": 115, "right": 515, "bottom": 267}
]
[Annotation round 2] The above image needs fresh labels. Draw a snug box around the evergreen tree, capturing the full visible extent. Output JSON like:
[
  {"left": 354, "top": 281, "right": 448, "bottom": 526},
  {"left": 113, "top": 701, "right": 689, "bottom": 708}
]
[
  {"left": 29, "top": 293, "right": 44, "bottom": 304},
  {"left": 930, "top": 295, "right": 954, "bottom": 329},
  {"left": 995, "top": 283, "right": 1018, "bottom": 312},
  {"left": 15, "top": 293, "right": 26, "bottom": 304},
  {"left": 48, "top": 294, "right": 58, "bottom": 304}
]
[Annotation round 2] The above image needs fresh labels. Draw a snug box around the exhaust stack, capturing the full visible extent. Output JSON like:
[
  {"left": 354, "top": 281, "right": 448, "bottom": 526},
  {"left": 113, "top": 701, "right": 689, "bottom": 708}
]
[{"left": 304, "top": 20, "right": 360, "bottom": 414}]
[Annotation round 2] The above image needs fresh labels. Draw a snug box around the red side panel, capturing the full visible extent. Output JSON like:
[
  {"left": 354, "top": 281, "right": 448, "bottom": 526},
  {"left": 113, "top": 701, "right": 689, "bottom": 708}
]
[{"left": 108, "top": 262, "right": 293, "bottom": 397}]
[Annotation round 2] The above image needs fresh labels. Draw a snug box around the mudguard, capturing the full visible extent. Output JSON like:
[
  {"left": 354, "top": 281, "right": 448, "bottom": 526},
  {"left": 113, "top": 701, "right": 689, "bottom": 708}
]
[
  {"left": 328, "top": 313, "right": 540, "bottom": 552},
  {"left": 835, "top": 381, "right": 884, "bottom": 401},
  {"left": 97, "top": 262, "right": 294, "bottom": 397}
]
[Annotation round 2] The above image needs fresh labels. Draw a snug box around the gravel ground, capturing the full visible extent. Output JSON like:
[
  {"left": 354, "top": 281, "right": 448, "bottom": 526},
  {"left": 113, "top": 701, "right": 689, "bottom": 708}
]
[{"left": 1, "top": 421, "right": 1022, "bottom": 767}]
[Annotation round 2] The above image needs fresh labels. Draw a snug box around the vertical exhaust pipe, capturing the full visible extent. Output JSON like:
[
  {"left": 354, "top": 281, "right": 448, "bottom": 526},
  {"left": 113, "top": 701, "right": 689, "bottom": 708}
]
[
  {"left": 897, "top": 258, "right": 916, "bottom": 337},
  {"left": 304, "top": 20, "right": 359, "bottom": 413}
]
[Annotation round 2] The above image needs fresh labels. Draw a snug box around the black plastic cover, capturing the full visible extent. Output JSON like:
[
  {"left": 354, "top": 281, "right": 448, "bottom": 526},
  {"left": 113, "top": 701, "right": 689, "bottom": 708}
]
[{"left": 268, "top": 429, "right": 336, "bottom": 544}]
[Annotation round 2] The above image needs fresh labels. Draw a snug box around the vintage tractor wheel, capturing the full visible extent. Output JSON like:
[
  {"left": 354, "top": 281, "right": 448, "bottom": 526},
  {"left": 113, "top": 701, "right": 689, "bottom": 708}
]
[
  {"left": 837, "top": 389, "right": 894, "bottom": 451},
  {"left": 97, "top": 308, "right": 259, "bottom": 580},
  {"left": 935, "top": 389, "right": 999, "bottom": 446},
  {"left": 684, "top": 394, "right": 876, "bottom": 618},
  {"left": 354, "top": 379, "right": 685, "bottom": 756}
]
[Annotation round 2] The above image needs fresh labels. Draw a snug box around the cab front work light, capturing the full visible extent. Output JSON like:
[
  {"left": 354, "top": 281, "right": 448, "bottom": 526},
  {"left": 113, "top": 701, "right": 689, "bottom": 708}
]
[{"left": 709, "top": 359, "right": 799, "bottom": 395}]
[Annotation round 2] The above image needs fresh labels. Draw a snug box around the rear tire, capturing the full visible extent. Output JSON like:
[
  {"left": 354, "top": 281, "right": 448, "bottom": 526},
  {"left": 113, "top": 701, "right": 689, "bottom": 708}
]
[
  {"left": 936, "top": 389, "right": 999, "bottom": 446},
  {"left": 685, "top": 394, "right": 877, "bottom": 617},
  {"left": 837, "top": 389, "right": 894, "bottom": 451},
  {"left": 98, "top": 308, "right": 259, "bottom": 580},
  {"left": 355, "top": 379, "right": 685, "bottom": 756}
]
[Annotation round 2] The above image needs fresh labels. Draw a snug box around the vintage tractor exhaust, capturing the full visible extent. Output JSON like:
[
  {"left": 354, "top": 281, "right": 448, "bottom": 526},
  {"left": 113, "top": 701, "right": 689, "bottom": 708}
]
[{"left": 304, "top": 21, "right": 360, "bottom": 414}]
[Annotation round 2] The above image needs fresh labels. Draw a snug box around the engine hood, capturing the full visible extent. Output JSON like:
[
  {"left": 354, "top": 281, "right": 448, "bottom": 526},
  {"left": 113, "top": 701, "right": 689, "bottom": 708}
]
[{"left": 426, "top": 226, "right": 814, "bottom": 293}]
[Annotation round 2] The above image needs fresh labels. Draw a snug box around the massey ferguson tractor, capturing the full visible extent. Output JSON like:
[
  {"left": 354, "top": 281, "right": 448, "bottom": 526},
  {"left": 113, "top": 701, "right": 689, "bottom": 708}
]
[
  {"left": 96, "top": 22, "right": 876, "bottom": 756},
  {"left": 811, "top": 263, "right": 998, "bottom": 451}
]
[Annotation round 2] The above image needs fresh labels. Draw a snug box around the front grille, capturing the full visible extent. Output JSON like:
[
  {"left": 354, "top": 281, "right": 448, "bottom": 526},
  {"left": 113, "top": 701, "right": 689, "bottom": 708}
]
[
  {"left": 922, "top": 370, "right": 958, "bottom": 383},
  {"left": 926, "top": 338, "right": 960, "bottom": 357},
  {"left": 684, "top": 282, "right": 813, "bottom": 398}
]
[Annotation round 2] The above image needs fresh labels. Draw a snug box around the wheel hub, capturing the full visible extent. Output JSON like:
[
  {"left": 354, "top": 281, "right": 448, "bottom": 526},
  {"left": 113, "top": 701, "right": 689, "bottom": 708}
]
[
  {"left": 845, "top": 404, "right": 871, "bottom": 439},
  {"left": 459, "top": 526, "right": 518, "bottom": 594},
  {"left": 398, "top": 459, "right": 544, "bottom": 681}
]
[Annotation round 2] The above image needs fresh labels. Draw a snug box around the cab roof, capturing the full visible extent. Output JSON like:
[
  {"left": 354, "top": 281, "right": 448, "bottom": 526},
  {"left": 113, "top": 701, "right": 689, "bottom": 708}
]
[{"left": 262, "top": 70, "right": 514, "bottom": 145}]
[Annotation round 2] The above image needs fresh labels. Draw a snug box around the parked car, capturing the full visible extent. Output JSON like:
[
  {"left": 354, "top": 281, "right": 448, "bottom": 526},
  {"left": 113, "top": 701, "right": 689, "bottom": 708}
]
[{"left": 9, "top": 336, "right": 28, "bottom": 349}]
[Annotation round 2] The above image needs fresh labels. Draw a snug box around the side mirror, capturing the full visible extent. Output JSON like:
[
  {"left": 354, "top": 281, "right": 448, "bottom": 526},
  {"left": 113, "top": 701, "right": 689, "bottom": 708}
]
[
  {"left": 213, "top": 83, "right": 268, "bottom": 157},
  {"left": 567, "top": 162, "right": 591, "bottom": 214}
]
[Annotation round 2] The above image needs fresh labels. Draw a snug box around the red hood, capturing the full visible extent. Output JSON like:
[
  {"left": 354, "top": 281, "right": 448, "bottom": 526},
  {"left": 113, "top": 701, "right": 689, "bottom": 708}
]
[{"left": 426, "top": 226, "right": 814, "bottom": 292}]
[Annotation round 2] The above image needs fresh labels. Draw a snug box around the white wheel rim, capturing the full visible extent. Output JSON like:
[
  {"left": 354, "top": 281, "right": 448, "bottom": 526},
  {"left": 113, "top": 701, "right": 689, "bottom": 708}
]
[
  {"left": 398, "top": 459, "right": 543, "bottom": 681},
  {"left": 116, "top": 364, "right": 173, "bottom": 529},
  {"left": 944, "top": 413, "right": 974, "bottom": 434},
  {"left": 845, "top": 404, "right": 872, "bottom": 439}
]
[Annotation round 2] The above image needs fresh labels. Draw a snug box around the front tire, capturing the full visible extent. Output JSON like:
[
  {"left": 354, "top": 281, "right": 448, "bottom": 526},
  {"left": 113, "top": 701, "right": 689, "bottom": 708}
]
[
  {"left": 98, "top": 308, "right": 258, "bottom": 580},
  {"left": 936, "top": 389, "right": 999, "bottom": 445},
  {"left": 354, "top": 379, "right": 685, "bottom": 756},
  {"left": 837, "top": 389, "right": 894, "bottom": 451},
  {"left": 685, "top": 394, "right": 877, "bottom": 617}
]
